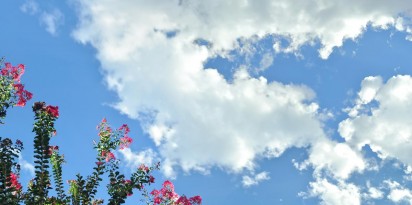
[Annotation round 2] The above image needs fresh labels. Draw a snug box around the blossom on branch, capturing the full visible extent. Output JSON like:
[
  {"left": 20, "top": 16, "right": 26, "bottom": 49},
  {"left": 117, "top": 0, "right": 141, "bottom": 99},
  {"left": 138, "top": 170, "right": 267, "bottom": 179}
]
[{"left": 46, "top": 105, "right": 59, "bottom": 118}]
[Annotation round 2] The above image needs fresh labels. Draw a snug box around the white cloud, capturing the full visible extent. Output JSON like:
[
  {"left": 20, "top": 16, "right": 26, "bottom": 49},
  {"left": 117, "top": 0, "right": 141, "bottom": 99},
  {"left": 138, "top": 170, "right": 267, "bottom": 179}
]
[
  {"left": 297, "top": 140, "right": 365, "bottom": 179},
  {"left": 363, "top": 182, "right": 384, "bottom": 200},
  {"left": 366, "top": 187, "right": 384, "bottom": 200},
  {"left": 72, "top": 0, "right": 412, "bottom": 182},
  {"left": 118, "top": 148, "right": 158, "bottom": 169},
  {"left": 345, "top": 76, "right": 383, "bottom": 118},
  {"left": 20, "top": 0, "right": 39, "bottom": 15},
  {"left": 306, "top": 178, "right": 361, "bottom": 205},
  {"left": 385, "top": 180, "right": 412, "bottom": 203},
  {"left": 20, "top": 1, "right": 63, "bottom": 36},
  {"left": 242, "top": 171, "right": 270, "bottom": 187},
  {"left": 339, "top": 75, "right": 412, "bottom": 166},
  {"left": 388, "top": 189, "right": 412, "bottom": 203},
  {"left": 258, "top": 53, "right": 274, "bottom": 72},
  {"left": 18, "top": 154, "right": 35, "bottom": 177},
  {"left": 41, "top": 9, "right": 64, "bottom": 36},
  {"left": 73, "top": 0, "right": 412, "bottom": 59}
]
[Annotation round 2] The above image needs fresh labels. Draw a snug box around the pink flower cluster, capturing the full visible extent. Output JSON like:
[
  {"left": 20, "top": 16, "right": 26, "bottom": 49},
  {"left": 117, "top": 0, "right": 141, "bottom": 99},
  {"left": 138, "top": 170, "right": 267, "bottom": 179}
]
[
  {"left": 48, "top": 145, "right": 59, "bottom": 155},
  {"left": 9, "top": 173, "right": 22, "bottom": 191},
  {"left": 13, "top": 83, "right": 32, "bottom": 107},
  {"left": 138, "top": 164, "right": 150, "bottom": 173},
  {"left": 1, "top": 63, "right": 25, "bottom": 82},
  {"left": 151, "top": 180, "right": 202, "bottom": 205},
  {"left": 101, "top": 150, "right": 116, "bottom": 162},
  {"left": 1, "top": 63, "right": 33, "bottom": 107},
  {"left": 97, "top": 118, "right": 112, "bottom": 139},
  {"left": 119, "top": 124, "right": 132, "bottom": 150}
]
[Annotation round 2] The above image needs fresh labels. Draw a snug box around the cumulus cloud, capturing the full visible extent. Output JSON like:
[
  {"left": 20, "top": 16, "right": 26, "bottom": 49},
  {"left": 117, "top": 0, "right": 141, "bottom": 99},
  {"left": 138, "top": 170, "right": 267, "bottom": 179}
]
[
  {"left": 242, "top": 171, "right": 270, "bottom": 187},
  {"left": 74, "top": 0, "right": 412, "bottom": 59},
  {"left": 72, "top": 0, "right": 412, "bottom": 182},
  {"left": 385, "top": 180, "right": 412, "bottom": 203},
  {"left": 366, "top": 187, "right": 384, "bottom": 200},
  {"left": 297, "top": 140, "right": 365, "bottom": 179},
  {"left": 339, "top": 75, "right": 412, "bottom": 166},
  {"left": 306, "top": 178, "right": 361, "bottom": 205},
  {"left": 40, "top": 9, "right": 64, "bottom": 36}
]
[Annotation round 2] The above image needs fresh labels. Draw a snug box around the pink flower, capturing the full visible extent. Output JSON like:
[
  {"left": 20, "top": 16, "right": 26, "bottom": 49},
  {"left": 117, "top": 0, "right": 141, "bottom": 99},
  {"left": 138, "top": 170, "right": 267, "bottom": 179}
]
[
  {"left": 16, "top": 91, "right": 32, "bottom": 106},
  {"left": 162, "top": 180, "right": 174, "bottom": 190},
  {"left": 138, "top": 164, "right": 149, "bottom": 172},
  {"left": 119, "top": 136, "right": 133, "bottom": 149},
  {"left": 9, "top": 173, "right": 22, "bottom": 191},
  {"left": 48, "top": 146, "right": 59, "bottom": 155},
  {"left": 46, "top": 105, "right": 59, "bottom": 118},
  {"left": 150, "top": 189, "right": 160, "bottom": 197},
  {"left": 160, "top": 180, "right": 178, "bottom": 200},
  {"left": 103, "top": 151, "right": 115, "bottom": 162},
  {"left": 12, "top": 82, "right": 32, "bottom": 107},
  {"left": 189, "top": 196, "right": 202, "bottom": 204},
  {"left": 1, "top": 63, "right": 25, "bottom": 82},
  {"left": 176, "top": 196, "right": 192, "bottom": 205},
  {"left": 119, "top": 124, "right": 130, "bottom": 135},
  {"left": 153, "top": 196, "right": 162, "bottom": 205}
]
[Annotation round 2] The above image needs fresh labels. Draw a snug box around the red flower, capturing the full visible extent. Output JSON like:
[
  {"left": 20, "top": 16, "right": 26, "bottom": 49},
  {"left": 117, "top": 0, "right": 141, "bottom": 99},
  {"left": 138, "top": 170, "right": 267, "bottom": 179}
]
[
  {"left": 149, "top": 175, "right": 155, "bottom": 183},
  {"left": 46, "top": 105, "right": 59, "bottom": 118},
  {"left": 95, "top": 161, "right": 104, "bottom": 166}
]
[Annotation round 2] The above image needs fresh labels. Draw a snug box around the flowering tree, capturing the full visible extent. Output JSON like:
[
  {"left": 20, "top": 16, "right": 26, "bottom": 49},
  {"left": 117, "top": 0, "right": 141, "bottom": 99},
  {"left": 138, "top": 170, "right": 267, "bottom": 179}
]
[{"left": 0, "top": 60, "right": 202, "bottom": 205}]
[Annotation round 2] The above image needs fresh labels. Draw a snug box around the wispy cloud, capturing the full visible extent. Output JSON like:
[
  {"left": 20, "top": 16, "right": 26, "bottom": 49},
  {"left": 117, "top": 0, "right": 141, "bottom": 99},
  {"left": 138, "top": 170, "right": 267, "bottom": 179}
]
[
  {"left": 20, "top": 0, "right": 39, "bottom": 15},
  {"left": 18, "top": 154, "right": 35, "bottom": 177},
  {"left": 40, "top": 9, "right": 64, "bottom": 36},
  {"left": 20, "top": 0, "right": 64, "bottom": 36}
]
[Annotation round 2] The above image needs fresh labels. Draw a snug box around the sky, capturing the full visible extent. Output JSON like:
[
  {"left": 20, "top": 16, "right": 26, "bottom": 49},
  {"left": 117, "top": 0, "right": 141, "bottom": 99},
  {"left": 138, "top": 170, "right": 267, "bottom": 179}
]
[{"left": 2, "top": 0, "right": 412, "bottom": 204}]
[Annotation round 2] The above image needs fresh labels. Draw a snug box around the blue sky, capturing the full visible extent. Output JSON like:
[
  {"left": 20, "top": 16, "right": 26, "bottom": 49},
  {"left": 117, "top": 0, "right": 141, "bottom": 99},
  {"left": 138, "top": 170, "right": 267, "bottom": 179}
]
[{"left": 2, "top": 0, "right": 412, "bottom": 204}]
